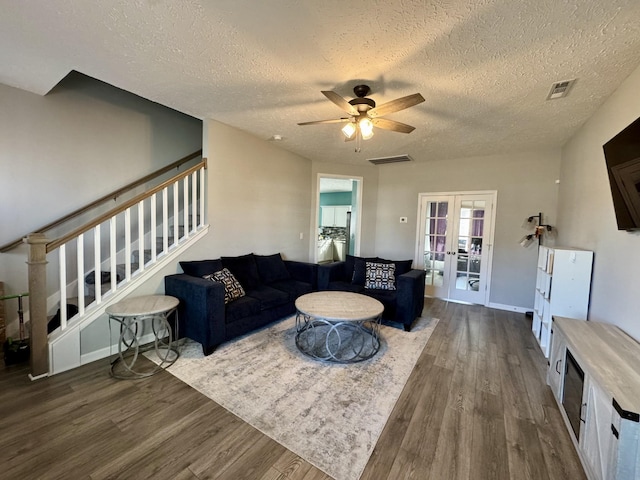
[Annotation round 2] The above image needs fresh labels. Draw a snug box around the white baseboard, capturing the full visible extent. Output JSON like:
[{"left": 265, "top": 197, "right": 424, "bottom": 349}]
[
  {"left": 487, "top": 302, "right": 530, "bottom": 314},
  {"left": 80, "top": 332, "right": 157, "bottom": 366}
]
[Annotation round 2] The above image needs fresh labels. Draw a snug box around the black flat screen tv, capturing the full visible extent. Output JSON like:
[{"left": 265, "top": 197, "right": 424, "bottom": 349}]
[{"left": 603, "top": 116, "right": 640, "bottom": 231}]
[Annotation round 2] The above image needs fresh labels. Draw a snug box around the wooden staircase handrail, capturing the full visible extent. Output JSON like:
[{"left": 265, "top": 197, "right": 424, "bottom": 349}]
[
  {"left": 0, "top": 149, "right": 202, "bottom": 253},
  {"left": 46, "top": 158, "right": 207, "bottom": 253}
]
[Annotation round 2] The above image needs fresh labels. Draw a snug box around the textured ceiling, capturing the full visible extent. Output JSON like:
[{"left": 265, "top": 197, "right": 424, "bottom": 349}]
[{"left": 1, "top": 0, "right": 640, "bottom": 165}]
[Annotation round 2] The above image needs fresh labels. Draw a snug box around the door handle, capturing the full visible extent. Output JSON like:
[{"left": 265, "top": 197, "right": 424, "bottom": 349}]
[
  {"left": 580, "top": 402, "right": 587, "bottom": 423},
  {"left": 555, "top": 359, "right": 562, "bottom": 374}
]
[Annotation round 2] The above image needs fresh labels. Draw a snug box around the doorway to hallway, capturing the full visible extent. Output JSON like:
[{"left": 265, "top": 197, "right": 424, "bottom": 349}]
[{"left": 315, "top": 175, "right": 362, "bottom": 264}]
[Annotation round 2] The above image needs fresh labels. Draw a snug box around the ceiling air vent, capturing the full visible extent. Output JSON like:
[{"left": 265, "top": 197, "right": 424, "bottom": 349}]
[
  {"left": 367, "top": 154, "right": 413, "bottom": 165},
  {"left": 547, "top": 79, "right": 576, "bottom": 100}
]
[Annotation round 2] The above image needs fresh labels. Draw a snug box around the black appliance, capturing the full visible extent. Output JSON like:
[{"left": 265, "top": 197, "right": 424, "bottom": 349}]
[
  {"left": 603, "top": 115, "right": 640, "bottom": 231},
  {"left": 562, "top": 349, "right": 585, "bottom": 439}
]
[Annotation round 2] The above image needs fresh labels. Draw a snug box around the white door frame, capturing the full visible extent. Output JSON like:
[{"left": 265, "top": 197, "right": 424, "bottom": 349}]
[
  {"left": 314, "top": 174, "right": 363, "bottom": 263},
  {"left": 414, "top": 190, "right": 497, "bottom": 306}
]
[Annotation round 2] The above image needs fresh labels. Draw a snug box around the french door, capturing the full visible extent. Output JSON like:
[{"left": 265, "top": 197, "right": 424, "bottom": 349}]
[{"left": 415, "top": 192, "right": 496, "bottom": 304}]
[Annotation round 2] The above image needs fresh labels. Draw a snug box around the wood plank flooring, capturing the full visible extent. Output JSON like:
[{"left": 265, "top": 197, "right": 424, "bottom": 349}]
[{"left": 0, "top": 299, "right": 586, "bottom": 480}]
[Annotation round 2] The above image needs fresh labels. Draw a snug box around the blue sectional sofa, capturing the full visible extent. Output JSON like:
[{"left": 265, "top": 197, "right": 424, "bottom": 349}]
[
  {"left": 165, "top": 253, "right": 317, "bottom": 355},
  {"left": 317, "top": 255, "right": 426, "bottom": 331}
]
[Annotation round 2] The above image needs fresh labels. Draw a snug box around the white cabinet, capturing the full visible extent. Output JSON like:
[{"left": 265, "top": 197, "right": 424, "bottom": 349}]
[
  {"left": 581, "top": 376, "right": 615, "bottom": 480},
  {"left": 317, "top": 239, "right": 334, "bottom": 263},
  {"left": 547, "top": 325, "right": 567, "bottom": 402},
  {"left": 532, "top": 246, "right": 593, "bottom": 357},
  {"left": 320, "top": 206, "right": 350, "bottom": 227},
  {"left": 549, "top": 317, "right": 640, "bottom": 480}
]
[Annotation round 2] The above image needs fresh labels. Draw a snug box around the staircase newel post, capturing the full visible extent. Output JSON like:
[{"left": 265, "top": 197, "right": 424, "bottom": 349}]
[{"left": 26, "top": 232, "right": 49, "bottom": 379}]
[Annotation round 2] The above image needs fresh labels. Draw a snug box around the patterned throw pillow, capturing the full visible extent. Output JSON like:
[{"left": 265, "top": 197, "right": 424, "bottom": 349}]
[
  {"left": 365, "top": 262, "right": 396, "bottom": 290},
  {"left": 204, "top": 268, "right": 245, "bottom": 304}
]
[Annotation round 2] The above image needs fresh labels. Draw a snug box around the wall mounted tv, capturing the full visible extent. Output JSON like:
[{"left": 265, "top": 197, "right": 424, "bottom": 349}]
[{"left": 603, "top": 116, "right": 640, "bottom": 231}]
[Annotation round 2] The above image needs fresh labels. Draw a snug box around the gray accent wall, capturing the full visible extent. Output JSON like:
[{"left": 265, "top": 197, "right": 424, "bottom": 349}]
[
  {"left": 557, "top": 63, "right": 640, "bottom": 342},
  {"left": 176, "top": 119, "right": 312, "bottom": 263},
  {"left": 372, "top": 150, "right": 562, "bottom": 309}
]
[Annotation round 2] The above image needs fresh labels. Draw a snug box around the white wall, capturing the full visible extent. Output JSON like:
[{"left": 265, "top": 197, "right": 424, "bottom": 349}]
[
  {"left": 373, "top": 150, "right": 562, "bottom": 309},
  {"left": 310, "top": 161, "right": 380, "bottom": 260},
  {"left": 172, "top": 120, "right": 313, "bottom": 264},
  {"left": 558, "top": 63, "right": 640, "bottom": 342}
]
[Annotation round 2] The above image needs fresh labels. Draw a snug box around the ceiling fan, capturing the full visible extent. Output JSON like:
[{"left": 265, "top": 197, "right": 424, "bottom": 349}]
[{"left": 298, "top": 84, "right": 425, "bottom": 149}]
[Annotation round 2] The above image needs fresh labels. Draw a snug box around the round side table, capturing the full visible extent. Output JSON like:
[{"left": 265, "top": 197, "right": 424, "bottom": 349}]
[{"left": 106, "top": 295, "right": 180, "bottom": 379}]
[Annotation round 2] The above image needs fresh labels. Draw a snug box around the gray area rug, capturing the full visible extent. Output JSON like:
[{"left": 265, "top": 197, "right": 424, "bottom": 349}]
[{"left": 148, "top": 314, "right": 438, "bottom": 480}]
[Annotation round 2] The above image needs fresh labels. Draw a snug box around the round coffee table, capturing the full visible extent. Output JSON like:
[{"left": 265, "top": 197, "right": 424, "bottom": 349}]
[
  {"left": 106, "top": 295, "right": 180, "bottom": 379},
  {"left": 294, "top": 291, "right": 384, "bottom": 363}
]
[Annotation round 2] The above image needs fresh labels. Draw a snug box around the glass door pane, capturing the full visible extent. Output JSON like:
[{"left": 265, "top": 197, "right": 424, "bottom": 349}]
[
  {"left": 417, "top": 193, "right": 494, "bottom": 305},
  {"left": 418, "top": 197, "right": 453, "bottom": 298},
  {"left": 448, "top": 196, "right": 492, "bottom": 304}
]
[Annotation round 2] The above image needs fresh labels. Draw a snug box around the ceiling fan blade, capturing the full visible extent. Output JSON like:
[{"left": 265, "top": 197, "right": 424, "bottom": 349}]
[
  {"left": 367, "top": 93, "right": 425, "bottom": 118},
  {"left": 322, "top": 91, "right": 359, "bottom": 116},
  {"left": 298, "top": 118, "right": 350, "bottom": 126},
  {"left": 371, "top": 117, "right": 416, "bottom": 133}
]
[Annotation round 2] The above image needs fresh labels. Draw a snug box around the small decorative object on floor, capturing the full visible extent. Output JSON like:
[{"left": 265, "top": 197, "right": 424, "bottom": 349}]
[
  {"left": 106, "top": 295, "right": 179, "bottom": 379},
  {"left": 3, "top": 337, "right": 30, "bottom": 365},
  {"left": 1, "top": 292, "right": 30, "bottom": 366}
]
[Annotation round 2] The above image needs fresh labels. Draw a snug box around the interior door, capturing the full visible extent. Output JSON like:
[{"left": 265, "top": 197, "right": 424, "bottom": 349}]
[{"left": 416, "top": 192, "right": 495, "bottom": 305}]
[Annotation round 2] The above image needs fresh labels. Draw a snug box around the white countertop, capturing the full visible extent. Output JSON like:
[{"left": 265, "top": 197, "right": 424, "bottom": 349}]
[{"left": 554, "top": 316, "right": 640, "bottom": 415}]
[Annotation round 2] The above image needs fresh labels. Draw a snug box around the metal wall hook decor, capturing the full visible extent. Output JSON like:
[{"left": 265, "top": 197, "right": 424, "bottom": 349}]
[{"left": 519, "top": 212, "right": 555, "bottom": 247}]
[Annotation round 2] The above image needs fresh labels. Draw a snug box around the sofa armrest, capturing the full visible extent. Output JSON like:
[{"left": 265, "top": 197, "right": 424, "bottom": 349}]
[
  {"left": 317, "top": 261, "right": 346, "bottom": 290},
  {"left": 396, "top": 269, "right": 426, "bottom": 328},
  {"left": 164, "top": 274, "right": 226, "bottom": 354},
  {"left": 284, "top": 260, "right": 318, "bottom": 290}
]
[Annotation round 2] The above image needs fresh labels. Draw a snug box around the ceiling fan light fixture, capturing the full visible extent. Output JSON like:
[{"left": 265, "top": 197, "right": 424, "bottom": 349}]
[
  {"left": 341, "top": 122, "right": 356, "bottom": 139},
  {"left": 359, "top": 117, "right": 374, "bottom": 139}
]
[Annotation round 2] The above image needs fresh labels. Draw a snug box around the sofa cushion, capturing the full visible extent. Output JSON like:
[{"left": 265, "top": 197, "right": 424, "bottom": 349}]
[
  {"left": 365, "top": 262, "right": 396, "bottom": 290},
  {"left": 270, "top": 279, "right": 313, "bottom": 300},
  {"left": 377, "top": 258, "right": 413, "bottom": 277},
  {"left": 363, "top": 289, "right": 398, "bottom": 319},
  {"left": 327, "top": 281, "right": 364, "bottom": 293},
  {"left": 344, "top": 255, "right": 357, "bottom": 284},
  {"left": 225, "top": 296, "right": 261, "bottom": 323},
  {"left": 221, "top": 254, "right": 261, "bottom": 290},
  {"left": 255, "top": 253, "right": 291, "bottom": 284},
  {"left": 351, "top": 256, "right": 380, "bottom": 286},
  {"left": 245, "top": 285, "right": 290, "bottom": 311},
  {"left": 204, "top": 268, "right": 245, "bottom": 304},
  {"left": 180, "top": 259, "right": 223, "bottom": 277}
]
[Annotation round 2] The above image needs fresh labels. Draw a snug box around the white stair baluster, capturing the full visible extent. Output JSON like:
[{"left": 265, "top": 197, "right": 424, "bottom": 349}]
[
  {"left": 151, "top": 193, "right": 157, "bottom": 262},
  {"left": 183, "top": 176, "right": 189, "bottom": 238},
  {"left": 124, "top": 208, "right": 131, "bottom": 281},
  {"left": 77, "top": 233, "right": 85, "bottom": 316},
  {"left": 138, "top": 200, "right": 145, "bottom": 272},
  {"left": 191, "top": 170, "right": 197, "bottom": 235},
  {"left": 110, "top": 216, "right": 117, "bottom": 292},
  {"left": 162, "top": 188, "right": 169, "bottom": 254},
  {"left": 199, "top": 166, "right": 205, "bottom": 228},
  {"left": 94, "top": 224, "right": 101, "bottom": 304},
  {"left": 59, "top": 244, "right": 67, "bottom": 330},
  {"left": 173, "top": 181, "right": 179, "bottom": 246}
]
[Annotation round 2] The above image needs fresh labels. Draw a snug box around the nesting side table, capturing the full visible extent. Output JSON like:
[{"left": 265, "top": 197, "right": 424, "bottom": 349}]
[{"left": 106, "top": 295, "right": 180, "bottom": 379}]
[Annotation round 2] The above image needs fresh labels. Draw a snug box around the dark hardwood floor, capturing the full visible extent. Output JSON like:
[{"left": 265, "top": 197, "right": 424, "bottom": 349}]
[{"left": 0, "top": 298, "right": 586, "bottom": 480}]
